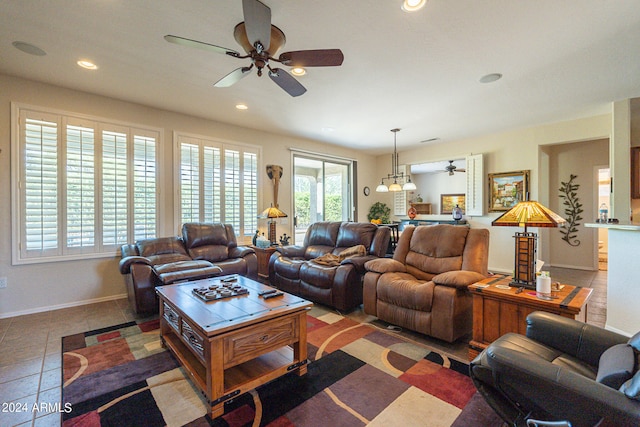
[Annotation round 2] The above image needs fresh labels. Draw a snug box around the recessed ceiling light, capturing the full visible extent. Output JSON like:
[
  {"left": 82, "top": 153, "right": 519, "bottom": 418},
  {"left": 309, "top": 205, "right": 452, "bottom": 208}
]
[
  {"left": 235, "top": 104, "right": 248, "bottom": 110},
  {"left": 401, "top": 0, "right": 426, "bottom": 12},
  {"left": 291, "top": 67, "right": 306, "bottom": 76},
  {"left": 479, "top": 73, "right": 502, "bottom": 83},
  {"left": 12, "top": 41, "right": 46, "bottom": 56},
  {"left": 77, "top": 60, "right": 98, "bottom": 70}
]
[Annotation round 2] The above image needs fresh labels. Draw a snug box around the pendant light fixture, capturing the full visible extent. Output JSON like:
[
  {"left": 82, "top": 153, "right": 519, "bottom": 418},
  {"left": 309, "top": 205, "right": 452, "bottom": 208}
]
[{"left": 376, "top": 128, "right": 417, "bottom": 192}]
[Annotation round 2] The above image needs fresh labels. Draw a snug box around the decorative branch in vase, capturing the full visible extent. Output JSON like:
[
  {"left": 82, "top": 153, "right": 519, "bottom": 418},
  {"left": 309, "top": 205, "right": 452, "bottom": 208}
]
[{"left": 558, "top": 174, "right": 583, "bottom": 246}]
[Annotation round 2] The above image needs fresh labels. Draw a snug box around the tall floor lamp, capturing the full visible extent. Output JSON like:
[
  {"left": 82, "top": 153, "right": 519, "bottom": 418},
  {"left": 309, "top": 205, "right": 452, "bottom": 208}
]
[{"left": 492, "top": 200, "right": 566, "bottom": 289}]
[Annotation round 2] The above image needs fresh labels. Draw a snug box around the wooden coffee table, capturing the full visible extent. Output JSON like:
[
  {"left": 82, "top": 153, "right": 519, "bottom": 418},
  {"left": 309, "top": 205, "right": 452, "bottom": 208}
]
[
  {"left": 468, "top": 274, "right": 593, "bottom": 360},
  {"left": 156, "top": 275, "right": 312, "bottom": 418}
]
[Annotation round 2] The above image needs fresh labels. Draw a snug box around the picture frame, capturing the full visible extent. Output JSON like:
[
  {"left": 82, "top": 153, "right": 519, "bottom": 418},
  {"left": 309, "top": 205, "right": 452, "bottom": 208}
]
[
  {"left": 440, "top": 193, "right": 465, "bottom": 214},
  {"left": 488, "top": 170, "right": 530, "bottom": 212}
]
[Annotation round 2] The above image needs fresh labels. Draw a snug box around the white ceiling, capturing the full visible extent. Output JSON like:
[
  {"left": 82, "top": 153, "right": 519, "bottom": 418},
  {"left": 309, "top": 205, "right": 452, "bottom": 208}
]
[{"left": 2, "top": 1, "right": 640, "bottom": 155}]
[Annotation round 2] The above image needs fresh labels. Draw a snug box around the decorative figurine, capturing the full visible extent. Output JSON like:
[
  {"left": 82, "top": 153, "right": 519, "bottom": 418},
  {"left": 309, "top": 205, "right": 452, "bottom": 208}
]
[
  {"left": 452, "top": 204, "right": 463, "bottom": 223},
  {"left": 252, "top": 230, "right": 259, "bottom": 246},
  {"left": 279, "top": 233, "right": 290, "bottom": 246}
]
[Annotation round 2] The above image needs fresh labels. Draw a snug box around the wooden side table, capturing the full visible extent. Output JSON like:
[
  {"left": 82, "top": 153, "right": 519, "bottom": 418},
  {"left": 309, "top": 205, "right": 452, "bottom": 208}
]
[
  {"left": 468, "top": 275, "right": 593, "bottom": 360},
  {"left": 252, "top": 245, "right": 276, "bottom": 283}
]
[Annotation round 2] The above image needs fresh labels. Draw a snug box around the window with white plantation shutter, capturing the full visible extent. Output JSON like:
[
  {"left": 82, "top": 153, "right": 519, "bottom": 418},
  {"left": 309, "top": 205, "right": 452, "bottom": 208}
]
[
  {"left": 12, "top": 105, "right": 160, "bottom": 264},
  {"left": 177, "top": 133, "right": 259, "bottom": 241}
]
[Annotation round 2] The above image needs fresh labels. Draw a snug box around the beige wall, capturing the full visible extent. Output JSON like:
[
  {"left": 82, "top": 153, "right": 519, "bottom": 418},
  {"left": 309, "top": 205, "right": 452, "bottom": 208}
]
[
  {"left": 0, "top": 73, "right": 378, "bottom": 317},
  {"left": 374, "top": 114, "right": 612, "bottom": 274}
]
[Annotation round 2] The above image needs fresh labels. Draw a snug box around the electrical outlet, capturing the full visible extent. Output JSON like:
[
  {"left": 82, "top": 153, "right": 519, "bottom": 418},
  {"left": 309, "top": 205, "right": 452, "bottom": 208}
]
[{"left": 0, "top": 277, "right": 7, "bottom": 289}]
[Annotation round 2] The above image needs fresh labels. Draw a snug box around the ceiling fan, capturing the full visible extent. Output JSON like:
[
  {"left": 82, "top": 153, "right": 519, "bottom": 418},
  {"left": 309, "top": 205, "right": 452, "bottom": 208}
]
[
  {"left": 164, "top": 0, "right": 344, "bottom": 97},
  {"left": 445, "top": 160, "right": 466, "bottom": 176}
]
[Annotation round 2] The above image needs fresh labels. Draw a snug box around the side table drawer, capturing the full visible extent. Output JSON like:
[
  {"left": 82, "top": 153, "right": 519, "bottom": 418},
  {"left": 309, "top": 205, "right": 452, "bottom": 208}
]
[
  {"left": 223, "top": 315, "right": 299, "bottom": 368},
  {"left": 181, "top": 319, "right": 205, "bottom": 363}
]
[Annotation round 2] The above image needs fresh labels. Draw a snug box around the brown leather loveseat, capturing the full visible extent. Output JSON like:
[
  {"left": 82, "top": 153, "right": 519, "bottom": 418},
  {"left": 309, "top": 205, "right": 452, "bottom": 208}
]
[
  {"left": 363, "top": 224, "right": 489, "bottom": 342},
  {"left": 119, "top": 223, "right": 258, "bottom": 314},
  {"left": 268, "top": 221, "right": 390, "bottom": 312}
]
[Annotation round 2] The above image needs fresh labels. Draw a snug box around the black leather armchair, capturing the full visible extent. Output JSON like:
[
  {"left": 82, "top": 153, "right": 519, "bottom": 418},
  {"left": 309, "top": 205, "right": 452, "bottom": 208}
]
[{"left": 470, "top": 311, "right": 640, "bottom": 427}]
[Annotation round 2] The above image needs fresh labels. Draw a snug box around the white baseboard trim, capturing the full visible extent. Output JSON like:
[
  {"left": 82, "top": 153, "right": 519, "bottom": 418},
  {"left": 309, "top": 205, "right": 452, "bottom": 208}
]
[
  {"left": 488, "top": 267, "right": 511, "bottom": 275},
  {"left": 0, "top": 293, "right": 128, "bottom": 319},
  {"left": 548, "top": 263, "right": 598, "bottom": 271},
  {"left": 605, "top": 323, "right": 632, "bottom": 337}
]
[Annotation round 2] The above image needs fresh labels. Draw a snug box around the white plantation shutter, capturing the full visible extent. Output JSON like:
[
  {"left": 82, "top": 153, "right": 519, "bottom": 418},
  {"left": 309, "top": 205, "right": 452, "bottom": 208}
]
[
  {"left": 13, "top": 105, "right": 159, "bottom": 264},
  {"left": 177, "top": 134, "right": 259, "bottom": 240},
  {"left": 243, "top": 152, "right": 258, "bottom": 236},
  {"left": 66, "top": 123, "right": 96, "bottom": 251},
  {"left": 102, "top": 130, "right": 128, "bottom": 247},
  {"left": 23, "top": 115, "right": 59, "bottom": 256},
  {"left": 132, "top": 134, "right": 157, "bottom": 241},
  {"left": 203, "top": 145, "right": 222, "bottom": 222}
]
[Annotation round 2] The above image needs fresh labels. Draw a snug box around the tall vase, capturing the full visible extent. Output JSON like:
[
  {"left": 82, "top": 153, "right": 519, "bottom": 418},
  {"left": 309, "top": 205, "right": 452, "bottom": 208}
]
[{"left": 407, "top": 205, "right": 417, "bottom": 219}]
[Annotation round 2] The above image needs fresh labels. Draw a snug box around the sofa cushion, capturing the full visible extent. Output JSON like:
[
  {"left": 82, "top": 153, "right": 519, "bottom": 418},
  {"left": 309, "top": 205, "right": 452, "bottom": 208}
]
[
  {"left": 335, "top": 222, "right": 377, "bottom": 251},
  {"left": 596, "top": 343, "right": 635, "bottom": 389},
  {"left": 405, "top": 225, "right": 469, "bottom": 274},
  {"left": 377, "top": 273, "right": 434, "bottom": 311},
  {"left": 183, "top": 223, "right": 231, "bottom": 262},
  {"left": 300, "top": 262, "right": 338, "bottom": 290},
  {"left": 273, "top": 257, "right": 307, "bottom": 280},
  {"left": 138, "top": 236, "right": 188, "bottom": 258}
]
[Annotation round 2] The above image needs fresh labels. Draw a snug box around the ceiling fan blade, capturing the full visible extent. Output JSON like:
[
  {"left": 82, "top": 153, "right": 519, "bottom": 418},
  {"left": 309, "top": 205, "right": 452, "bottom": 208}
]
[
  {"left": 268, "top": 68, "right": 307, "bottom": 97},
  {"left": 457, "top": 168, "right": 466, "bottom": 173},
  {"left": 278, "top": 49, "right": 344, "bottom": 67},
  {"left": 164, "top": 35, "right": 240, "bottom": 57},
  {"left": 242, "top": 0, "right": 271, "bottom": 51},
  {"left": 214, "top": 67, "right": 253, "bottom": 88}
]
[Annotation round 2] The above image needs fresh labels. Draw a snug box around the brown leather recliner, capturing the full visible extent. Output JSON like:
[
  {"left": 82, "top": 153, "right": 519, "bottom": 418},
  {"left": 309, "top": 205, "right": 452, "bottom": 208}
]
[
  {"left": 363, "top": 224, "right": 489, "bottom": 342},
  {"left": 120, "top": 223, "right": 257, "bottom": 314},
  {"left": 268, "top": 221, "right": 391, "bottom": 312}
]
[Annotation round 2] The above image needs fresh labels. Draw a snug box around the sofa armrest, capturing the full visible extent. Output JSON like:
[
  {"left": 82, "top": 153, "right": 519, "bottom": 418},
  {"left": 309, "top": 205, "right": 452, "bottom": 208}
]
[
  {"left": 119, "top": 256, "right": 152, "bottom": 274},
  {"left": 276, "top": 245, "right": 306, "bottom": 258},
  {"left": 341, "top": 255, "right": 376, "bottom": 274},
  {"left": 364, "top": 258, "right": 406, "bottom": 274},
  {"left": 229, "top": 245, "right": 256, "bottom": 259},
  {"left": 432, "top": 270, "right": 487, "bottom": 290},
  {"left": 526, "top": 311, "right": 629, "bottom": 366},
  {"left": 120, "top": 243, "right": 139, "bottom": 258}
]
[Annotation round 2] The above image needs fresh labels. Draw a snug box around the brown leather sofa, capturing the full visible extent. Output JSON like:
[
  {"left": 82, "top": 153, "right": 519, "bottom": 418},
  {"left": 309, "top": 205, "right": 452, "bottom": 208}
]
[
  {"left": 268, "top": 221, "right": 391, "bottom": 312},
  {"left": 119, "top": 223, "right": 258, "bottom": 314},
  {"left": 470, "top": 311, "right": 640, "bottom": 427},
  {"left": 363, "top": 224, "right": 489, "bottom": 342}
]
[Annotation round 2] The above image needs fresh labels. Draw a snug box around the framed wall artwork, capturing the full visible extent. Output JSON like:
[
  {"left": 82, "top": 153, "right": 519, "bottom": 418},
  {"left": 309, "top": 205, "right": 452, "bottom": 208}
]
[
  {"left": 488, "top": 170, "right": 530, "bottom": 212},
  {"left": 440, "top": 193, "right": 465, "bottom": 214}
]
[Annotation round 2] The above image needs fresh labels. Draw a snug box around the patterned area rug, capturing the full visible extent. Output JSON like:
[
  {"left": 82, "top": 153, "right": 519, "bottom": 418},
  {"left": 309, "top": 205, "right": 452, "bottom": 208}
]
[{"left": 61, "top": 309, "right": 502, "bottom": 426}]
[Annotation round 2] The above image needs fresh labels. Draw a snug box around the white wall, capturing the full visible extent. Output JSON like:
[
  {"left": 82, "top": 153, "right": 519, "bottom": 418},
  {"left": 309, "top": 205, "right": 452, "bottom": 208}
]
[
  {"left": 0, "top": 73, "right": 379, "bottom": 317},
  {"left": 374, "top": 114, "right": 612, "bottom": 274},
  {"left": 411, "top": 171, "right": 466, "bottom": 215}
]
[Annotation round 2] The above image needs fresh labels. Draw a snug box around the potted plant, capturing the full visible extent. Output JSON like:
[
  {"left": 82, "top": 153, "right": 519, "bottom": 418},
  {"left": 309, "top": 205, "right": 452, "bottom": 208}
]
[{"left": 367, "top": 202, "right": 390, "bottom": 224}]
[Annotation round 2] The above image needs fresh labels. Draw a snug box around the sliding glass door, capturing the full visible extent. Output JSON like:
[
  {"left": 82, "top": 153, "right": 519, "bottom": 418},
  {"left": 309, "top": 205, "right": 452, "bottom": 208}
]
[{"left": 292, "top": 154, "right": 354, "bottom": 244}]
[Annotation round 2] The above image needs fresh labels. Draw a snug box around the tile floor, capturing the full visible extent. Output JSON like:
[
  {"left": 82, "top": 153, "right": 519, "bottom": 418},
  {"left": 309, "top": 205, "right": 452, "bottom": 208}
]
[{"left": 0, "top": 267, "right": 607, "bottom": 427}]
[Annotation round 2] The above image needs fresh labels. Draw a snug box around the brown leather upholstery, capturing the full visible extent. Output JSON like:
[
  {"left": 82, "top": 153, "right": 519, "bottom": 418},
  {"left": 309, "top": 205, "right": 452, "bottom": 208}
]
[
  {"left": 268, "top": 221, "right": 391, "bottom": 312},
  {"left": 119, "top": 223, "right": 257, "bottom": 314},
  {"left": 364, "top": 224, "right": 489, "bottom": 342}
]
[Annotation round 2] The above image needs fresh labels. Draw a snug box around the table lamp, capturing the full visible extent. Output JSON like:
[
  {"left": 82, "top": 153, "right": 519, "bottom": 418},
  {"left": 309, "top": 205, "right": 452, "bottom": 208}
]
[
  {"left": 259, "top": 205, "right": 287, "bottom": 245},
  {"left": 492, "top": 200, "right": 566, "bottom": 289}
]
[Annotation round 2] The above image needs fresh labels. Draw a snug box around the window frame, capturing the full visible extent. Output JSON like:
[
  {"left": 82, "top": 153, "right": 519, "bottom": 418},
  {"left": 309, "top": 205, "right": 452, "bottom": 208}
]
[{"left": 11, "top": 103, "right": 163, "bottom": 265}]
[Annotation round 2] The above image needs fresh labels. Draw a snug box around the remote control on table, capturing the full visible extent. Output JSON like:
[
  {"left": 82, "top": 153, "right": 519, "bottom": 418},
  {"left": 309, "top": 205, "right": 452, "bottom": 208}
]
[
  {"left": 263, "top": 291, "right": 284, "bottom": 299},
  {"left": 258, "top": 289, "right": 278, "bottom": 296}
]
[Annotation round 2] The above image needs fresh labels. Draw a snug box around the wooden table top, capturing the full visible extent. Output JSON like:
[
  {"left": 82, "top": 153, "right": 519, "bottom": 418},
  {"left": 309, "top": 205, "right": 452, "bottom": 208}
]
[
  {"left": 156, "top": 275, "right": 312, "bottom": 336},
  {"left": 469, "top": 274, "right": 593, "bottom": 313}
]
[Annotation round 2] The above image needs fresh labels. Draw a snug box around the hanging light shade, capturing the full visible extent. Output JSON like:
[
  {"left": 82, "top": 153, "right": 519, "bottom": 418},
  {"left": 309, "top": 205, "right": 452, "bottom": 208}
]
[{"left": 375, "top": 128, "right": 416, "bottom": 192}]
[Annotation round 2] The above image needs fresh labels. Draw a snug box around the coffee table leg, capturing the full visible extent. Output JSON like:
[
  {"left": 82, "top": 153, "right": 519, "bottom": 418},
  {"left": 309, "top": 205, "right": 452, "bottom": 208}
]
[
  {"left": 294, "top": 311, "right": 308, "bottom": 376},
  {"left": 208, "top": 338, "right": 225, "bottom": 418}
]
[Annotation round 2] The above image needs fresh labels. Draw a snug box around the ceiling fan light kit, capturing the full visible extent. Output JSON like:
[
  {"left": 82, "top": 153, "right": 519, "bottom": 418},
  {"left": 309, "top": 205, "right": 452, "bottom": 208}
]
[
  {"left": 376, "top": 128, "right": 417, "bottom": 192},
  {"left": 402, "top": 0, "right": 427, "bottom": 12},
  {"left": 164, "top": 0, "right": 344, "bottom": 97}
]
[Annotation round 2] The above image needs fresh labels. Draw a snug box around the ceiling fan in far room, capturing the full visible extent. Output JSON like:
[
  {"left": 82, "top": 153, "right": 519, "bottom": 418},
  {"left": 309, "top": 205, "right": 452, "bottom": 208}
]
[
  {"left": 164, "top": 0, "right": 344, "bottom": 97},
  {"left": 445, "top": 160, "right": 466, "bottom": 176}
]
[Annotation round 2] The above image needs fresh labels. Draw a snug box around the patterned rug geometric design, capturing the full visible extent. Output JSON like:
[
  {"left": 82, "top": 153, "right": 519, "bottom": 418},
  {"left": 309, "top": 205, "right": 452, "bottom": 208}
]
[{"left": 61, "top": 309, "right": 502, "bottom": 426}]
